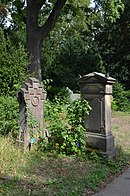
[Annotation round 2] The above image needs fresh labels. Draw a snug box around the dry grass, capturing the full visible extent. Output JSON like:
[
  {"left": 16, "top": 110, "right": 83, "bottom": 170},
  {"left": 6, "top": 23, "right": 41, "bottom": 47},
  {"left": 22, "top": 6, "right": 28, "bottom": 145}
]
[
  {"left": 0, "top": 136, "right": 29, "bottom": 177},
  {"left": 0, "top": 111, "right": 130, "bottom": 195},
  {"left": 112, "top": 111, "right": 130, "bottom": 154}
]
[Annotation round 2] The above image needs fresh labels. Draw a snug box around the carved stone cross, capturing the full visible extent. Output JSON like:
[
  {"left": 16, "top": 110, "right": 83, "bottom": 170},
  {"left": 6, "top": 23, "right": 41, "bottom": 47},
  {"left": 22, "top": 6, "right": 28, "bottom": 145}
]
[{"left": 17, "top": 77, "right": 46, "bottom": 150}]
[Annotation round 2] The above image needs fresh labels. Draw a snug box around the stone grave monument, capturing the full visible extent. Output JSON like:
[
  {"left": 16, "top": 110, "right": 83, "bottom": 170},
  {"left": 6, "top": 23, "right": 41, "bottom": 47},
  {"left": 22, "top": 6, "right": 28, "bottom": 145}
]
[
  {"left": 78, "top": 72, "right": 116, "bottom": 157},
  {"left": 17, "top": 77, "right": 46, "bottom": 150}
]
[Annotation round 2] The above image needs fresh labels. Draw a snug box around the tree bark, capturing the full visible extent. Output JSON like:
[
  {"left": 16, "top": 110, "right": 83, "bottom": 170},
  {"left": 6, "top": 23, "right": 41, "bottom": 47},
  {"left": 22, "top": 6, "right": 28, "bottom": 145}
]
[{"left": 26, "top": 0, "right": 67, "bottom": 81}]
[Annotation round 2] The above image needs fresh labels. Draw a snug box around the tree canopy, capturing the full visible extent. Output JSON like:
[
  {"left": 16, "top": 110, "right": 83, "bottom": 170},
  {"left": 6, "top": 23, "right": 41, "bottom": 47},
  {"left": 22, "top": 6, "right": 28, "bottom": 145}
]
[{"left": 1, "top": 0, "right": 130, "bottom": 94}]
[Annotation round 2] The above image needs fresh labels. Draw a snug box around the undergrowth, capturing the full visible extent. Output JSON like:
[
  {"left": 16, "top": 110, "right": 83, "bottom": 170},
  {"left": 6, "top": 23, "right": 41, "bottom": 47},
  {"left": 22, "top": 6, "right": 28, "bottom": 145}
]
[
  {"left": 0, "top": 88, "right": 130, "bottom": 195},
  {"left": 0, "top": 135, "right": 129, "bottom": 195},
  {"left": 39, "top": 97, "right": 91, "bottom": 155},
  {"left": 0, "top": 136, "right": 27, "bottom": 177}
]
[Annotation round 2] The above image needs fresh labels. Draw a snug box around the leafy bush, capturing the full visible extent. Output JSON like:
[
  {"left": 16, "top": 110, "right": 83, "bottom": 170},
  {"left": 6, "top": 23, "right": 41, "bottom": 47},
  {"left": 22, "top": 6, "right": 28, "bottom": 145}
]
[
  {"left": 0, "top": 96, "right": 19, "bottom": 137},
  {"left": 46, "top": 86, "right": 71, "bottom": 102},
  {"left": 124, "top": 90, "right": 130, "bottom": 100},
  {"left": 40, "top": 97, "right": 91, "bottom": 155},
  {"left": 0, "top": 27, "right": 29, "bottom": 96},
  {"left": 112, "top": 82, "right": 130, "bottom": 111}
]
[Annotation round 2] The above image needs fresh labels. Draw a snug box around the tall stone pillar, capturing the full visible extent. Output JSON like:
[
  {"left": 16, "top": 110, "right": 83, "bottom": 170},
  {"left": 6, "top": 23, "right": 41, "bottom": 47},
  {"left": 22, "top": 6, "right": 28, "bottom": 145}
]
[
  {"left": 78, "top": 72, "right": 116, "bottom": 157},
  {"left": 17, "top": 78, "right": 46, "bottom": 150}
]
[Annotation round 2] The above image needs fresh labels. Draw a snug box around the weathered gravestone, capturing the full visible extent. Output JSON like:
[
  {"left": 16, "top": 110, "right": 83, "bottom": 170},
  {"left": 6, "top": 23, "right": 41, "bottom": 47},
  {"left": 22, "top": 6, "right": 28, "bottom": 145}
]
[
  {"left": 17, "top": 77, "right": 46, "bottom": 150},
  {"left": 78, "top": 72, "right": 116, "bottom": 157},
  {"left": 66, "top": 87, "right": 80, "bottom": 102}
]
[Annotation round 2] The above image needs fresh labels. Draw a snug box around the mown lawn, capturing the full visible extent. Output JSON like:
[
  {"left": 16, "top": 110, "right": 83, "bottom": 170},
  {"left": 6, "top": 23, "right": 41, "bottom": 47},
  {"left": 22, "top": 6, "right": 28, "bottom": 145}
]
[{"left": 0, "top": 111, "right": 130, "bottom": 196}]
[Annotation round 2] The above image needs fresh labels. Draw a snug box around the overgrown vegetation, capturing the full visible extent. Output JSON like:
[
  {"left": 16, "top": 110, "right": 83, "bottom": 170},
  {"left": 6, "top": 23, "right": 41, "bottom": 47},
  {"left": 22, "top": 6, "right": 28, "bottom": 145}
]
[
  {"left": 0, "top": 136, "right": 28, "bottom": 176},
  {"left": 112, "top": 82, "right": 130, "bottom": 112},
  {"left": 0, "top": 27, "right": 29, "bottom": 137},
  {"left": 39, "top": 97, "right": 91, "bottom": 155},
  {"left": 0, "top": 112, "right": 130, "bottom": 195},
  {"left": 0, "top": 89, "right": 130, "bottom": 195},
  {"left": 0, "top": 27, "right": 29, "bottom": 96},
  {"left": 0, "top": 96, "right": 19, "bottom": 137}
]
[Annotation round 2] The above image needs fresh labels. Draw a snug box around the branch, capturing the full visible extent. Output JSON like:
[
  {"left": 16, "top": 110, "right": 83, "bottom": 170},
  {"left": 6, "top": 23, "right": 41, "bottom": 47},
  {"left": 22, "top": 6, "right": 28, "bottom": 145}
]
[
  {"left": 40, "top": 0, "right": 67, "bottom": 40},
  {"left": 27, "top": 0, "right": 46, "bottom": 29}
]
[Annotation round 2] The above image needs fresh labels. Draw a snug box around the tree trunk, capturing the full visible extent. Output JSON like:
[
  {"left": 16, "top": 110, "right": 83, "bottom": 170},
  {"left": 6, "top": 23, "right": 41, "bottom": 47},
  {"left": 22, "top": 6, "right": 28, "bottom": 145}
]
[
  {"left": 26, "top": 0, "right": 67, "bottom": 82},
  {"left": 27, "top": 29, "right": 42, "bottom": 81},
  {"left": 26, "top": 0, "right": 44, "bottom": 81}
]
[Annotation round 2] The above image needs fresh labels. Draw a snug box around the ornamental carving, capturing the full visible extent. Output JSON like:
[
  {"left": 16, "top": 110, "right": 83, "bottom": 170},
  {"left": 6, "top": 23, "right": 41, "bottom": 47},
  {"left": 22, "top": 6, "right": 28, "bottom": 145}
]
[{"left": 31, "top": 96, "right": 39, "bottom": 107}]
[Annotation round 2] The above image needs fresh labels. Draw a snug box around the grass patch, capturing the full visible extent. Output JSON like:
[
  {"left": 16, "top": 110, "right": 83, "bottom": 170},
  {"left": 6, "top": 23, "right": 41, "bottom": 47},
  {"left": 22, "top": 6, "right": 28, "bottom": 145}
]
[
  {"left": 0, "top": 136, "right": 28, "bottom": 177},
  {"left": 0, "top": 151, "right": 129, "bottom": 195},
  {"left": 112, "top": 111, "right": 130, "bottom": 154},
  {"left": 0, "top": 111, "right": 130, "bottom": 195}
]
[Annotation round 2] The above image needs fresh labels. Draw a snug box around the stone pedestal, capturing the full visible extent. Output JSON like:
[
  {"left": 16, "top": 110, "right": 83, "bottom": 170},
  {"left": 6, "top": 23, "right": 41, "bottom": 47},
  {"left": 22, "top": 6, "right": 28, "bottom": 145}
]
[
  {"left": 78, "top": 72, "right": 116, "bottom": 157},
  {"left": 17, "top": 77, "right": 46, "bottom": 150}
]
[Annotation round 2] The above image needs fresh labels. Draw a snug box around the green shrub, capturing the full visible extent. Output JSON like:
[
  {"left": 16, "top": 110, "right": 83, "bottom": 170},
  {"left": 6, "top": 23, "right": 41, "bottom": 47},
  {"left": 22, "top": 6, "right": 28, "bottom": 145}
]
[
  {"left": 124, "top": 90, "right": 130, "bottom": 100},
  {"left": 0, "top": 96, "right": 19, "bottom": 137},
  {"left": 46, "top": 86, "right": 71, "bottom": 102},
  {"left": 0, "top": 27, "right": 29, "bottom": 96},
  {"left": 112, "top": 82, "right": 130, "bottom": 111},
  {"left": 40, "top": 97, "right": 91, "bottom": 155}
]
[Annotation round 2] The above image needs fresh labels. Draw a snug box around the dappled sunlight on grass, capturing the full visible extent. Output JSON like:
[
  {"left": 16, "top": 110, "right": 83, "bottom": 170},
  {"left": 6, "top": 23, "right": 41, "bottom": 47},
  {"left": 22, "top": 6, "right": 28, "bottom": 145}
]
[{"left": 0, "top": 111, "right": 130, "bottom": 195}]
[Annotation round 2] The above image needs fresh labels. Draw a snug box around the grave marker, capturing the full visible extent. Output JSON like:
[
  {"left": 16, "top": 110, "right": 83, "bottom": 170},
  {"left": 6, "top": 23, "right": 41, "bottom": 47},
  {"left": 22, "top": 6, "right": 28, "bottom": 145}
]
[
  {"left": 17, "top": 77, "right": 46, "bottom": 150},
  {"left": 78, "top": 72, "right": 116, "bottom": 157}
]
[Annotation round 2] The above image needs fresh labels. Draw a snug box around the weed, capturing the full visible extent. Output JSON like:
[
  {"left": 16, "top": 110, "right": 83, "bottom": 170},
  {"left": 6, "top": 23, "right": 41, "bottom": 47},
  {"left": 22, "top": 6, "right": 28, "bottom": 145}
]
[
  {"left": 39, "top": 97, "right": 91, "bottom": 155},
  {"left": 0, "top": 136, "right": 28, "bottom": 177},
  {"left": 0, "top": 109, "right": 130, "bottom": 195}
]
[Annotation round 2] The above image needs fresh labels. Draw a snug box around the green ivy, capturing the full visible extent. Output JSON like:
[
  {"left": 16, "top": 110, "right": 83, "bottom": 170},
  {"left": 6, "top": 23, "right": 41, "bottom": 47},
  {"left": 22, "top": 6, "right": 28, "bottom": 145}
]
[{"left": 40, "top": 97, "right": 91, "bottom": 155}]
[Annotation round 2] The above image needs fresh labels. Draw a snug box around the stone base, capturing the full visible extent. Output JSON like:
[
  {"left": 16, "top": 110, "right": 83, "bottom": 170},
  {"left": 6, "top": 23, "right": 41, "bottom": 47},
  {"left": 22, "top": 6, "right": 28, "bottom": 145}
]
[
  {"left": 102, "top": 148, "right": 116, "bottom": 158},
  {"left": 85, "top": 132, "right": 115, "bottom": 158}
]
